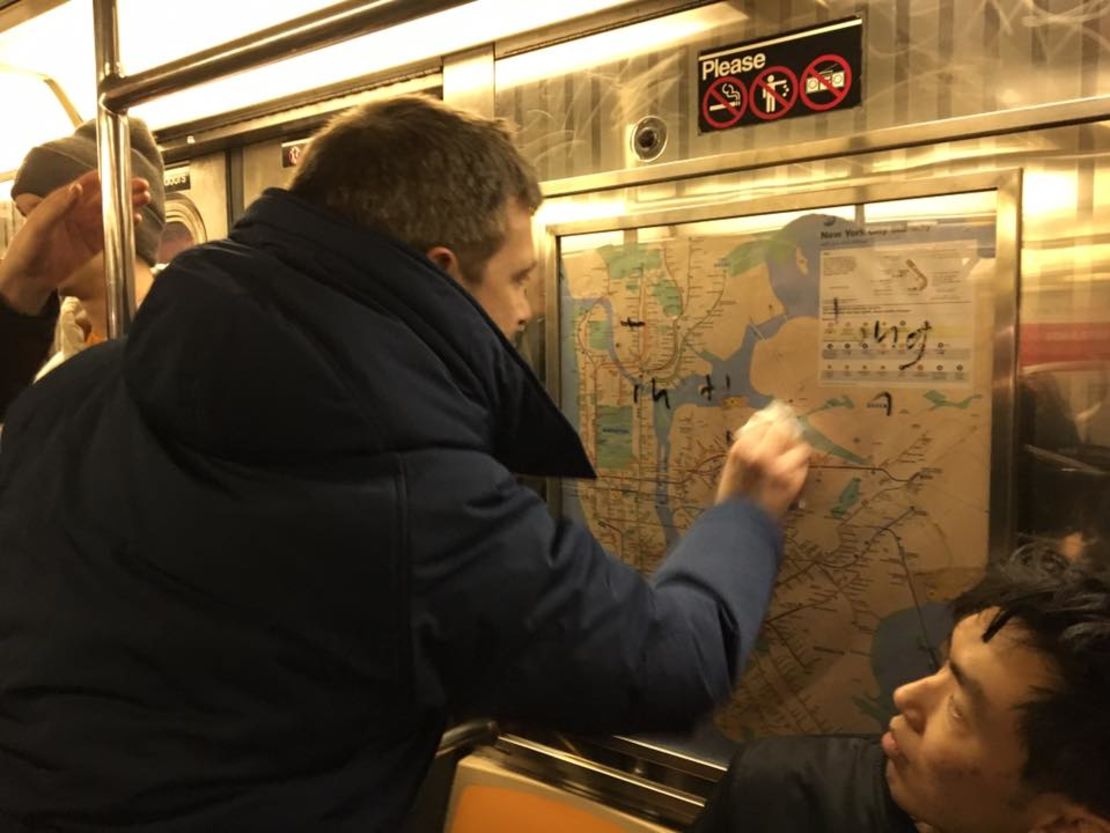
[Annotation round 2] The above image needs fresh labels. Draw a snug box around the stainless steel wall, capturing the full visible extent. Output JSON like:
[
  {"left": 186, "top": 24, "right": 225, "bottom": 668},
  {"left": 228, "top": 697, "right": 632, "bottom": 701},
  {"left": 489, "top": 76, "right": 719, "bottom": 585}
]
[{"left": 497, "top": 0, "right": 1110, "bottom": 178}]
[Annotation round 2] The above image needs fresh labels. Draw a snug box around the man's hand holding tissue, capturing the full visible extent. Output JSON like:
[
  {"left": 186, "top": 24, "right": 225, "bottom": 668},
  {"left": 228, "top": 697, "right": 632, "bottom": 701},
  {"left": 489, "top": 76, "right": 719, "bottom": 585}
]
[{"left": 715, "top": 406, "right": 812, "bottom": 520}]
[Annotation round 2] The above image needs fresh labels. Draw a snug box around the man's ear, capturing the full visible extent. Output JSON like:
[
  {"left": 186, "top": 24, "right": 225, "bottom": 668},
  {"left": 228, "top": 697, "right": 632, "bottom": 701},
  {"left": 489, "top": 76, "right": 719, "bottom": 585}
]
[
  {"left": 1037, "top": 803, "right": 1110, "bottom": 833},
  {"left": 425, "top": 245, "right": 464, "bottom": 283}
]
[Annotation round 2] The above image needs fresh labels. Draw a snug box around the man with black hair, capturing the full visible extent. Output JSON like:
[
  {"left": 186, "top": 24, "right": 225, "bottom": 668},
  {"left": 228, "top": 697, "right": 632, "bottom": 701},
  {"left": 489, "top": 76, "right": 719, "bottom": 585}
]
[{"left": 689, "top": 544, "right": 1110, "bottom": 833}]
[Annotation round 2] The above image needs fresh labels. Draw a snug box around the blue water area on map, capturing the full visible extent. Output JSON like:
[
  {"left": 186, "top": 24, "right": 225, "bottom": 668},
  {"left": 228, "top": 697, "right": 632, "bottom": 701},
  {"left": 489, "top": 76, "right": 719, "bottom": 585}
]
[
  {"left": 854, "top": 603, "right": 952, "bottom": 728},
  {"left": 766, "top": 215, "right": 832, "bottom": 319}
]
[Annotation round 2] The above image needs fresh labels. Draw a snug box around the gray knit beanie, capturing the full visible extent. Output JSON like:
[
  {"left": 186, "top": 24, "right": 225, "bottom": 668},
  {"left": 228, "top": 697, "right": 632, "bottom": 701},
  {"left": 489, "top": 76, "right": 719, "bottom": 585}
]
[{"left": 12, "top": 118, "right": 166, "bottom": 266}]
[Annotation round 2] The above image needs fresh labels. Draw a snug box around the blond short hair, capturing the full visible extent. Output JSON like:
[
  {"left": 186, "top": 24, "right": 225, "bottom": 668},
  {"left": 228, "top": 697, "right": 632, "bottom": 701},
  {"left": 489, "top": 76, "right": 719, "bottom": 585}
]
[{"left": 290, "top": 95, "right": 542, "bottom": 279}]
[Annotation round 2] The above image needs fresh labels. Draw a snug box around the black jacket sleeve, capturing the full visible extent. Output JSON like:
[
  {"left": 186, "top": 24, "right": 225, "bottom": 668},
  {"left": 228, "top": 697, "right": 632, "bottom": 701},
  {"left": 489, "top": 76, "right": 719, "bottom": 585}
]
[
  {"left": 404, "top": 448, "right": 783, "bottom": 734},
  {"left": 0, "top": 292, "right": 57, "bottom": 421}
]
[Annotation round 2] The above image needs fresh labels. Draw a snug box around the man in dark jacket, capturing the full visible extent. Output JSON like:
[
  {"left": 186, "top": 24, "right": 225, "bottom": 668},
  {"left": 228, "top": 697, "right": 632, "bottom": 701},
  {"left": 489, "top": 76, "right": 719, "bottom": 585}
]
[
  {"left": 0, "top": 119, "right": 163, "bottom": 420},
  {"left": 0, "top": 96, "right": 809, "bottom": 830},
  {"left": 688, "top": 545, "right": 1110, "bottom": 833}
]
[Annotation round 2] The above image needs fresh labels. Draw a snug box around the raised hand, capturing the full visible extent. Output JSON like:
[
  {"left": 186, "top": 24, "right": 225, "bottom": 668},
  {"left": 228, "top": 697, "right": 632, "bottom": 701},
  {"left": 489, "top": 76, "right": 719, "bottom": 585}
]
[
  {"left": 715, "top": 417, "right": 811, "bottom": 520},
  {"left": 0, "top": 170, "right": 150, "bottom": 315}
]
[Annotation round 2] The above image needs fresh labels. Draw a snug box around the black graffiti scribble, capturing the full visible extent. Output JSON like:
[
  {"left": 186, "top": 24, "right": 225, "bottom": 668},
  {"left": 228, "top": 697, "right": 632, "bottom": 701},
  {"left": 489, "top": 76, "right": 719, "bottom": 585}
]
[
  {"left": 870, "top": 320, "right": 900, "bottom": 345},
  {"left": 699, "top": 375, "right": 716, "bottom": 401},
  {"left": 651, "top": 377, "right": 671, "bottom": 410},
  {"left": 854, "top": 318, "right": 934, "bottom": 371},
  {"left": 870, "top": 391, "right": 893, "bottom": 416},
  {"left": 620, "top": 317, "right": 646, "bottom": 328},
  {"left": 900, "top": 321, "right": 932, "bottom": 370},
  {"left": 905, "top": 258, "right": 928, "bottom": 291}
]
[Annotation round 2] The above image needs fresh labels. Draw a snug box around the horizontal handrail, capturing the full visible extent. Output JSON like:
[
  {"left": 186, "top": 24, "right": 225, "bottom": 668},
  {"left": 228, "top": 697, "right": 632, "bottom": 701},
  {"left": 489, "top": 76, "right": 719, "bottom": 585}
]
[
  {"left": 101, "top": 0, "right": 468, "bottom": 110},
  {"left": 435, "top": 719, "right": 499, "bottom": 758}
]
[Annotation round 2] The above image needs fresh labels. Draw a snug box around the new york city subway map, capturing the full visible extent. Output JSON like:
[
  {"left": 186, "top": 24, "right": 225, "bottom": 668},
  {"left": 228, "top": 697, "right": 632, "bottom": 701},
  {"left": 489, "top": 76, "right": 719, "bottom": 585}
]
[{"left": 559, "top": 212, "right": 996, "bottom": 736}]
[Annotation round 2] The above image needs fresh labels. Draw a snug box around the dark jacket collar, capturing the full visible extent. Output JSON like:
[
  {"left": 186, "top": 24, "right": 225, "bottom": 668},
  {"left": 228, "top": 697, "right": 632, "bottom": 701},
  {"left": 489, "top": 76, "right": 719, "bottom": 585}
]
[{"left": 126, "top": 188, "right": 594, "bottom": 479}]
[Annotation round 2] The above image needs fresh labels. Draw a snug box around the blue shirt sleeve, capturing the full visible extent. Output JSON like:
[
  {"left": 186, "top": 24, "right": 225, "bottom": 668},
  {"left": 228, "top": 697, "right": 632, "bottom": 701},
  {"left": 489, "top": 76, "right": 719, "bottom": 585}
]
[{"left": 405, "top": 449, "right": 784, "bottom": 734}]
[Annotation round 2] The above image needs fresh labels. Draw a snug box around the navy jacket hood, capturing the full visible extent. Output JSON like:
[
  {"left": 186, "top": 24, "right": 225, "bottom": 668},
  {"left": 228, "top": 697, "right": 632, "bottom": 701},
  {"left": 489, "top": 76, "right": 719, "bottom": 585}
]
[{"left": 124, "top": 188, "right": 594, "bottom": 478}]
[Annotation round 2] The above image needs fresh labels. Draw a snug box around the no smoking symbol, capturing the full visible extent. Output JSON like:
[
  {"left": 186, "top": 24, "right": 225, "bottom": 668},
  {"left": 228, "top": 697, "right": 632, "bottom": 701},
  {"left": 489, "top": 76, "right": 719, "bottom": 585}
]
[
  {"left": 701, "top": 75, "right": 748, "bottom": 129},
  {"left": 750, "top": 66, "right": 798, "bottom": 121}
]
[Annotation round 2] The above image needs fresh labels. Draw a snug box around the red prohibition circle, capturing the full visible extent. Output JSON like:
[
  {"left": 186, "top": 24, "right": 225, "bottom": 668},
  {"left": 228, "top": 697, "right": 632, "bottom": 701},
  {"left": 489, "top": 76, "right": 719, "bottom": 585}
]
[
  {"left": 749, "top": 65, "right": 799, "bottom": 121},
  {"left": 800, "top": 54, "right": 853, "bottom": 111},
  {"left": 701, "top": 75, "right": 748, "bottom": 129}
]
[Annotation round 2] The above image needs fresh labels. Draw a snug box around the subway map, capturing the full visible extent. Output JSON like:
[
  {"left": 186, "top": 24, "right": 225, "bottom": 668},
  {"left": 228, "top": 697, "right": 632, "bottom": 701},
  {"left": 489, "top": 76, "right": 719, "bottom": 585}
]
[{"left": 559, "top": 212, "right": 996, "bottom": 736}]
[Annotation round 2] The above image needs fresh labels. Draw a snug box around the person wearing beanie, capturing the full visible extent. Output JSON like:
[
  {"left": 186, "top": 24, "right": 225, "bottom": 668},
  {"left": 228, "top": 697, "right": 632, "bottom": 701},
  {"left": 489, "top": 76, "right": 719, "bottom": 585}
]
[{"left": 0, "top": 117, "right": 164, "bottom": 421}]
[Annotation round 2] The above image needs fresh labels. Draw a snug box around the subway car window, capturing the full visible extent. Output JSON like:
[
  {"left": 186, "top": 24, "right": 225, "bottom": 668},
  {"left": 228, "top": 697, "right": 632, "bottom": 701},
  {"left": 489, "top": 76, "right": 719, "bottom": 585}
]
[{"left": 1, "top": 2, "right": 1108, "bottom": 832}]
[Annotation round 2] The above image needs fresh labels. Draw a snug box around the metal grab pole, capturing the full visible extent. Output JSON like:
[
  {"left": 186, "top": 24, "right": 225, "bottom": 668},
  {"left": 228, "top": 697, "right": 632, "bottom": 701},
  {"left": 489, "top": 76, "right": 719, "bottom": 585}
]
[{"left": 92, "top": 0, "right": 136, "bottom": 338}]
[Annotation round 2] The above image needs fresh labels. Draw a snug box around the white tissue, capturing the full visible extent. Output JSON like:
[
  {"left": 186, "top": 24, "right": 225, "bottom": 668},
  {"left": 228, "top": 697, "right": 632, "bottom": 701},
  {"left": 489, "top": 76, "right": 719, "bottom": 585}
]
[
  {"left": 738, "top": 399, "right": 804, "bottom": 440},
  {"left": 737, "top": 400, "right": 808, "bottom": 510}
]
